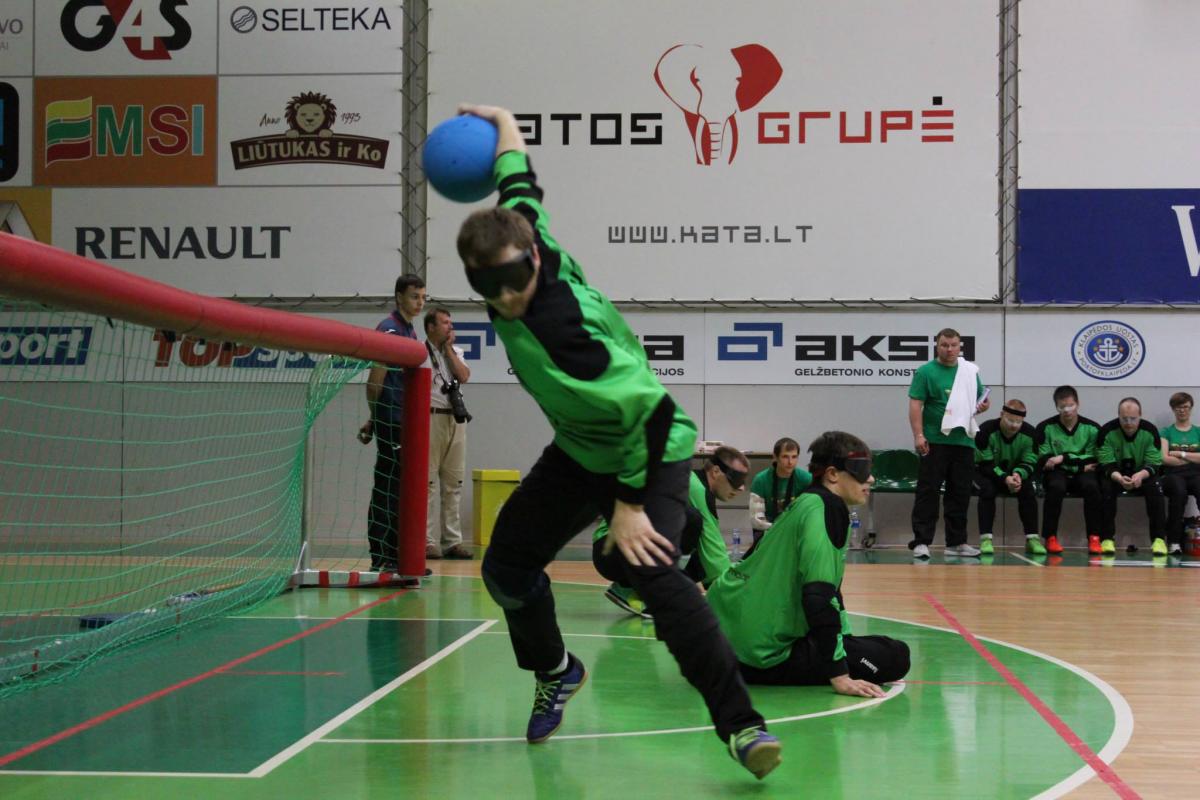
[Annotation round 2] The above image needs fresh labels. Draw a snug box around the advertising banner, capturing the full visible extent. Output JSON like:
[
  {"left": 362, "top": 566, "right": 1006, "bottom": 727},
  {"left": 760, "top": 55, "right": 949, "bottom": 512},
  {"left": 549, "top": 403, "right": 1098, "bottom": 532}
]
[
  {"left": 426, "top": 0, "right": 999, "bottom": 302},
  {"left": 34, "top": 76, "right": 217, "bottom": 187},
  {"left": 0, "top": 79, "right": 32, "bottom": 187},
  {"left": 0, "top": 1, "right": 32, "bottom": 76},
  {"left": 218, "top": 75, "right": 400, "bottom": 186},
  {"left": 1018, "top": 2, "right": 1200, "bottom": 303},
  {"left": 704, "top": 311, "right": 1003, "bottom": 386},
  {"left": 1005, "top": 312, "right": 1196, "bottom": 387},
  {"left": 51, "top": 186, "right": 404, "bottom": 296},
  {"left": 218, "top": 1, "right": 402, "bottom": 75},
  {"left": 35, "top": 0, "right": 218, "bottom": 76}
]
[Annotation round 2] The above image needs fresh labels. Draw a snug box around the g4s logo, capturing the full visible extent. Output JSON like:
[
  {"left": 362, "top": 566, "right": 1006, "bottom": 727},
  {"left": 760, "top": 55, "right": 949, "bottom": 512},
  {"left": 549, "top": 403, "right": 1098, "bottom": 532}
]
[{"left": 61, "top": 0, "right": 192, "bottom": 61}]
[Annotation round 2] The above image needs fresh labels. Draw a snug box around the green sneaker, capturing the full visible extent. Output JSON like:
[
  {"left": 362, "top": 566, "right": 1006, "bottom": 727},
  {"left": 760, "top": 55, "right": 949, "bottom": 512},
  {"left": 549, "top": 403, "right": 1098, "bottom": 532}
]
[
  {"left": 1100, "top": 538, "right": 1116, "bottom": 556},
  {"left": 1151, "top": 537, "right": 1168, "bottom": 557},
  {"left": 604, "top": 583, "right": 652, "bottom": 620},
  {"left": 979, "top": 537, "right": 994, "bottom": 556},
  {"left": 1025, "top": 537, "right": 1046, "bottom": 555}
]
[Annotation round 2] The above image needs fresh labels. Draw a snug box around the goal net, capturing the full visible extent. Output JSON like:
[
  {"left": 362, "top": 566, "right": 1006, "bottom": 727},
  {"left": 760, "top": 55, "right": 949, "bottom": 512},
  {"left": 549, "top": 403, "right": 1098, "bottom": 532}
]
[{"left": 0, "top": 234, "right": 428, "bottom": 698}]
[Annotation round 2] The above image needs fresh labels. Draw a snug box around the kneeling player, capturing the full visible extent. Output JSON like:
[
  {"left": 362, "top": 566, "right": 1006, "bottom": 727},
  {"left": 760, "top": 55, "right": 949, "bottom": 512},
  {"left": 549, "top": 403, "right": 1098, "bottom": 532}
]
[{"left": 707, "top": 432, "right": 910, "bottom": 695}]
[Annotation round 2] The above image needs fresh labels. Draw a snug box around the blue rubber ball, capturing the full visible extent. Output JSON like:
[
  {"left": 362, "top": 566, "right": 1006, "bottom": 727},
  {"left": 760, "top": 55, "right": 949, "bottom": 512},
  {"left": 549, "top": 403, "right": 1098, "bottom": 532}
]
[{"left": 422, "top": 115, "right": 499, "bottom": 203}]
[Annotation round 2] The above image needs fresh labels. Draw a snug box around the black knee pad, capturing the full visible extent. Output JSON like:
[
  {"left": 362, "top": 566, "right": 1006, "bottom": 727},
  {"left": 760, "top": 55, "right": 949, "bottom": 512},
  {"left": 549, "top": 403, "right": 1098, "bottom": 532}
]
[{"left": 481, "top": 552, "right": 548, "bottom": 611}]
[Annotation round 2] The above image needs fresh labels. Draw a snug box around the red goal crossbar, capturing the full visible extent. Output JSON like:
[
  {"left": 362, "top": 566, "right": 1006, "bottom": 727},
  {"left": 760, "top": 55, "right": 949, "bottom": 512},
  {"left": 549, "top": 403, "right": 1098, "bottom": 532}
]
[{"left": 0, "top": 232, "right": 432, "bottom": 581}]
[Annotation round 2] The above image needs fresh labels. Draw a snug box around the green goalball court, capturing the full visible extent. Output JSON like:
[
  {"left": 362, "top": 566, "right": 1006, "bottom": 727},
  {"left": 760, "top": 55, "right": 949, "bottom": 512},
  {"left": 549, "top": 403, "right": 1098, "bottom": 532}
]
[{"left": 0, "top": 574, "right": 1127, "bottom": 799}]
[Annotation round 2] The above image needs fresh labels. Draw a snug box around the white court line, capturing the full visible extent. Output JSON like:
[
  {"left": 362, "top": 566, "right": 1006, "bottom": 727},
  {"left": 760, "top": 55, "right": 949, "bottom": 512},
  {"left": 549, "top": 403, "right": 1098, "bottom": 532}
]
[
  {"left": 234, "top": 615, "right": 491, "bottom": 622},
  {"left": 859, "top": 611, "right": 1134, "bottom": 800},
  {"left": 321, "top": 683, "right": 904, "bottom": 745},
  {"left": 247, "top": 618, "right": 496, "bottom": 777},
  {"left": 0, "top": 618, "right": 497, "bottom": 781},
  {"left": 1009, "top": 552, "right": 1045, "bottom": 567}
]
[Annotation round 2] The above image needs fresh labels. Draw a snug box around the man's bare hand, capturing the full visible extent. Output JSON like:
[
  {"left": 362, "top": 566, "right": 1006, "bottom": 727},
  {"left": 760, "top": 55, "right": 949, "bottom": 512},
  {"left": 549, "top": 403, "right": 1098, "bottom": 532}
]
[
  {"left": 830, "top": 674, "right": 886, "bottom": 698},
  {"left": 357, "top": 420, "right": 373, "bottom": 445},
  {"left": 914, "top": 433, "right": 930, "bottom": 456},
  {"left": 1005, "top": 475, "right": 1021, "bottom": 493},
  {"left": 602, "top": 500, "right": 675, "bottom": 567}
]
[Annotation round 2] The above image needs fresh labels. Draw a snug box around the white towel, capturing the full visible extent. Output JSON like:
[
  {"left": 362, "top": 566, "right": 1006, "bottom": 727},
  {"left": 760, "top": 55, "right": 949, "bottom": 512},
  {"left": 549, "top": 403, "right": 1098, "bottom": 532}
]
[{"left": 941, "top": 358, "right": 981, "bottom": 437}]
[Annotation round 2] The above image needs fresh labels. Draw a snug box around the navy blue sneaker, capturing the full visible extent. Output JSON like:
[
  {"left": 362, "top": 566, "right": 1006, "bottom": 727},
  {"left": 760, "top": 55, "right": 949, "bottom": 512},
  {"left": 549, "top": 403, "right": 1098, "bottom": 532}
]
[
  {"left": 729, "top": 726, "right": 782, "bottom": 780},
  {"left": 526, "top": 654, "right": 588, "bottom": 743}
]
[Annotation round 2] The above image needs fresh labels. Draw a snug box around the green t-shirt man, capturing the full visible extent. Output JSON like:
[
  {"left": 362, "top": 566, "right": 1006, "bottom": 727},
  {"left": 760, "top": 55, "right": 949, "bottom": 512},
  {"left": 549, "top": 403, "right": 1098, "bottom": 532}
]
[
  {"left": 749, "top": 466, "right": 814, "bottom": 525},
  {"left": 908, "top": 360, "right": 984, "bottom": 448}
]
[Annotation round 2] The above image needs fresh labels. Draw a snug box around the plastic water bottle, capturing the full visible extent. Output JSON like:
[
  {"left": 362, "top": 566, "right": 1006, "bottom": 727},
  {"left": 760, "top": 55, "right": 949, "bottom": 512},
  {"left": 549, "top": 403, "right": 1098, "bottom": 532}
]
[
  {"left": 731, "top": 527, "right": 743, "bottom": 559},
  {"left": 850, "top": 509, "right": 862, "bottom": 549}
]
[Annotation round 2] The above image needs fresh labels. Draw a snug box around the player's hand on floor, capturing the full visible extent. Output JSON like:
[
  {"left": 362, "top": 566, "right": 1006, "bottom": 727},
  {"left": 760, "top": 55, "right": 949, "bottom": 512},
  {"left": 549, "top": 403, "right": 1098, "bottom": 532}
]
[
  {"left": 604, "top": 500, "right": 675, "bottom": 567},
  {"left": 830, "top": 674, "right": 886, "bottom": 698}
]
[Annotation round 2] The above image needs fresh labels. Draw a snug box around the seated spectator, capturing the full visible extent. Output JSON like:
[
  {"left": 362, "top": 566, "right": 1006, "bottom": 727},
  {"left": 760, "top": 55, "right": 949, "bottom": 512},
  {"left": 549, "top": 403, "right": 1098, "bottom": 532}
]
[
  {"left": 1096, "top": 397, "right": 1166, "bottom": 556},
  {"left": 974, "top": 399, "right": 1040, "bottom": 555},
  {"left": 594, "top": 446, "right": 748, "bottom": 618},
  {"left": 1036, "top": 385, "right": 1102, "bottom": 555},
  {"left": 1160, "top": 392, "right": 1200, "bottom": 556},
  {"left": 749, "top": 437, "right": 812, "bottom": 543},
  {"left": 706, "top": 432, "right": 910, "bottom": 695}
]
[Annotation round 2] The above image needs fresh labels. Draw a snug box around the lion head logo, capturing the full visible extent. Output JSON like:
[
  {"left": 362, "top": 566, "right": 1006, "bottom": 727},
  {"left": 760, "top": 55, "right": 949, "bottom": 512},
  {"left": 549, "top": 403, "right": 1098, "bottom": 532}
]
[{"left": 284, "top": 92, "right": 337, "bottom": 138}]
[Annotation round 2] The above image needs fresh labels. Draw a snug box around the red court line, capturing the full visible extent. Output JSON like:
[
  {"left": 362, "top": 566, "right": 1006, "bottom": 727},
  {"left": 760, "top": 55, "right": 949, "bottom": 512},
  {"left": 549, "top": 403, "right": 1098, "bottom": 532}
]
[
  {"left": 923, "top": 593, "right": 1140, "bottom": 800},
  {"left": 0, "top": 589, "right": 409, "bottom": 768}
]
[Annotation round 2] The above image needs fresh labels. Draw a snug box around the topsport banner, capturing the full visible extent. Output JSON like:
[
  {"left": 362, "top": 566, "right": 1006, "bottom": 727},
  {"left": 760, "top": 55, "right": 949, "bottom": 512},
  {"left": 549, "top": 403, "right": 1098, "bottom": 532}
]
[
  {"left": 425, "top": 0, "right": 999, "bottom": 303},
  {"left": 1018, "top": 2, "right": 1200, "bottom": 303}
]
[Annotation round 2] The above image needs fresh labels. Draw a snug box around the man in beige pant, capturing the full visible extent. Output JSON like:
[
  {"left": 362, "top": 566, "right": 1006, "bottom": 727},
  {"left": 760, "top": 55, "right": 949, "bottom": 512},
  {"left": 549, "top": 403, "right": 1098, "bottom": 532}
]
[{"left": 424, "top": 307, "right": 473, "bottom": 559}]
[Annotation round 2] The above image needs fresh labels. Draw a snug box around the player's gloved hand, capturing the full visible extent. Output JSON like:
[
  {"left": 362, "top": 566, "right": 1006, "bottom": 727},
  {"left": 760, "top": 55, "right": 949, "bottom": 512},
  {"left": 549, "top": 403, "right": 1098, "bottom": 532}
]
[
  {"left": 830, "top": 674, "right": 886, "bottom": 698},
  {"left": 604, "top": 500, "right": 676, "bottom": 567}
]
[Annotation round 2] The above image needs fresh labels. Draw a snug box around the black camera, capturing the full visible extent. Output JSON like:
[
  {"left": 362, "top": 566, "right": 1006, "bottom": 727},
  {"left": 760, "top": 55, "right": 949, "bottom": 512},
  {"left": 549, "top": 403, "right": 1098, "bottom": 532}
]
[{"left": 442, "top": 379, "right": 472, "bottom": 424}]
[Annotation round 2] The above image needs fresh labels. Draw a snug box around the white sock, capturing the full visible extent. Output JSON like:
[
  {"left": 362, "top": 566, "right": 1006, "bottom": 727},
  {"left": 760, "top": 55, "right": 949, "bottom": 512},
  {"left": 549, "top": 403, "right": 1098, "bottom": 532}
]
[
  {"left": 549, "top": 652, "right": 569, "bottom": 676},
  {"left": 1025, "top": 533, "right": 1038, "bottom": 539},
  {"left": 981, "top": 533, "right": 993, "bottom": 539}
]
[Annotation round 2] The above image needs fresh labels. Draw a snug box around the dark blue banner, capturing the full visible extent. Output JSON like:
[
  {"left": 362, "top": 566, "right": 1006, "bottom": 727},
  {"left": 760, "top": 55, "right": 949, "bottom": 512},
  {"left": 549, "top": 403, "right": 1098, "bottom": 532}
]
[{"left": 1017, "top": 189, "right": 1200, "bottom": 303}]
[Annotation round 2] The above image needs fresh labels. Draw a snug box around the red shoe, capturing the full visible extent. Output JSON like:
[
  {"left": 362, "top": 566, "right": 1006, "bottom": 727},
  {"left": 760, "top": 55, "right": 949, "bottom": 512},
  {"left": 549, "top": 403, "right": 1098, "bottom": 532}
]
[
  {"left": 1087, "top": 535, "right": 1102, "bottom": 555},
  {"left": 1045, "top": 535, "right": 1064, "bottom": 554}
]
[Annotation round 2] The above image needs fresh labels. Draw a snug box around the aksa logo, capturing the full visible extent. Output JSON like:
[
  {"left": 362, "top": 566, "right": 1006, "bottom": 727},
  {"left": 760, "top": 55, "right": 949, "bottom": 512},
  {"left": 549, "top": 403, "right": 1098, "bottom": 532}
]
[
  {"left": 61, "top": 0, "right": 192, "bottom": 61},
  {"left": 452, "top": 322, "right": 496, "bottom": 361},
  {"left": 1071, "top": 320, "right": 1145, "bottom": 381},
  {"left": 0, "top": 326, "right": 92, "bottom": 366},
  {"left": 230, "top": 92, "right": 389, "bottom": 170},
  {"left": 35, "top": 76, "right": 216, "bottom": 186},
  {"left": 717, "top": 322, "right": 783, "bottom": 361},
  {"left": 654, "top": 43, "right": 783, "bottom": 165},
  {"left": 0, "top": 83, "right": 18, "bottom": 182},
  {"left": 229, "top": 5, "right": 392, "bottom": 33}
]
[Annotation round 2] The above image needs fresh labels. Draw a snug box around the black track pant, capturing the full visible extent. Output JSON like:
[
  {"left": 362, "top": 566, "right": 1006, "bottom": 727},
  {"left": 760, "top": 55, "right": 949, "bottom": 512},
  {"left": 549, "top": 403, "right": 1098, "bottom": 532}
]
[
  {"left": 1099, "top": 475, "right": 1164, "bottom": 543},
  {"left": 1163, "top": 472, "right": 1200, "bottom": 545},
  {"left": 1040, "top": 470, "right": 1101, "bottom": 539},
  {"left": 739, "top": 635, "right": 910, "bottom": 686},
  {"left": 910, "top": 443, "right": 974, "bottom": 547},
  {"left": 483, "top": 443, "right": 763, "bottom": 741},
  {"left": 975, "top": 470, "right": 1039, "bottom": 536},
  {"left": 367, "top": 420, "right": 402, "bottom": 567}
]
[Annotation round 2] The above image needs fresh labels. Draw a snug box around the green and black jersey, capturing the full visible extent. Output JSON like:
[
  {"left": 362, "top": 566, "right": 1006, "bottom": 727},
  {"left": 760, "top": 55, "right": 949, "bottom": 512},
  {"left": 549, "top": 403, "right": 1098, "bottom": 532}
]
[
  {"left": 1035, "top": 416, "right": 1102, "bottom": 474},
  {"left": 974, "top": 419, "right": 1038, "bottom": 480},
  {"left": 491, "top": 151, "right": 697, "bottom": 503},
  {"left": 593, "top": 471, "right": 731, "bottom": 586},
  {"left": 706, "top": 485, "right": 852, "bottom": 676},
  {"left": 1097, "top": 419, "right": 1162, "bottom": 477},
  {"left": 1162, "top": 424, "right": 1200, "bottom": 475},
  {"left": 749, "top": 467, "right": 814, "bottom": 523}
]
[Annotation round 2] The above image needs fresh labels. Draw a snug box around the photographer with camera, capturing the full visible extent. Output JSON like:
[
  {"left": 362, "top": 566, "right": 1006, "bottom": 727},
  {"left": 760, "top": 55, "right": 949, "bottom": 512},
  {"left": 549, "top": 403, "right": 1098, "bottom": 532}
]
[{"left": 423, "top": 307, "right": 473, "bottom": 559}]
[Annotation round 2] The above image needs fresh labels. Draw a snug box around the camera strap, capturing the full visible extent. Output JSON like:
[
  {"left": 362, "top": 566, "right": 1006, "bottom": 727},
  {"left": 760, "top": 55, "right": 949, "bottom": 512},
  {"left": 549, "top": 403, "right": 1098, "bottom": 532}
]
[{"left": 425, "top": 341, "right": 453, "bottom": 387}]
